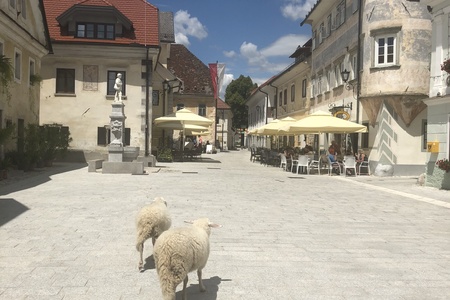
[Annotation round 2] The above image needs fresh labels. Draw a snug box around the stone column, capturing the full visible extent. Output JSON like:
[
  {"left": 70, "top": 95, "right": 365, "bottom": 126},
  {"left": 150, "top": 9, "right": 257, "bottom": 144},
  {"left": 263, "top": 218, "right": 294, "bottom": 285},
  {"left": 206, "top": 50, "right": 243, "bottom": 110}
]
[{"left": 108, "top": 102, "right": 126, "bottom": 162}]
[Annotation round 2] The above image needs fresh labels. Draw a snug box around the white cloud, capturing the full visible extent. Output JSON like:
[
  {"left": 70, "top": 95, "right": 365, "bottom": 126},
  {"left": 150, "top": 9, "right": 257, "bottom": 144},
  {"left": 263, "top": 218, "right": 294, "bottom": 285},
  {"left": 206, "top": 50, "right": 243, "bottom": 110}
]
[
  {"left": 174, "top": 10, "right": 208, "bottom": 47},
  {"left": 261, "top": 34, "right": 310, "bottom": 57},
  {"left": 219, "top": 73, "right": 234, "bottom": 98},
  {"left": 281, "top": 0, "right": 316, "bottom": 21},
  {"left": 223, "top": 50, "right": 237, "bottom": 58}
]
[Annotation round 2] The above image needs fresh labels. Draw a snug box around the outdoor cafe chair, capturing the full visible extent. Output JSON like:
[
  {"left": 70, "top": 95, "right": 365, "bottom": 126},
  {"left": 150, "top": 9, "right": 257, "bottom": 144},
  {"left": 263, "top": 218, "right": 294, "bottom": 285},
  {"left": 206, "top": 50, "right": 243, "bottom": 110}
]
[
  {"left": 358, "top": 160, "right": 371, "bottom": 175},
  {"left": 280, "top": 153, "right": 287, "bottom": 170},
  {"left": 342, "top": 155, "right": 357, "bottom": 176},
  {"left": 293, "top": 155, "right": 310, "bottom": 174}
]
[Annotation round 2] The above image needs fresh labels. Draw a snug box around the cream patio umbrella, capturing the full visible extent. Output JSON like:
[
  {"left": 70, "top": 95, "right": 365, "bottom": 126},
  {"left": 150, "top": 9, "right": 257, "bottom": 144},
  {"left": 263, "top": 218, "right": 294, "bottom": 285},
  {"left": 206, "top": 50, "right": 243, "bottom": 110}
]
[
  {"left": 257, "top": 117, "right": 297, "bottom": 136},
  {"left": 154, "top": 108, "right": 213, "bottom": 158},
  {"left": 279, "top": 110, "right": 367, "bottom": 134}
]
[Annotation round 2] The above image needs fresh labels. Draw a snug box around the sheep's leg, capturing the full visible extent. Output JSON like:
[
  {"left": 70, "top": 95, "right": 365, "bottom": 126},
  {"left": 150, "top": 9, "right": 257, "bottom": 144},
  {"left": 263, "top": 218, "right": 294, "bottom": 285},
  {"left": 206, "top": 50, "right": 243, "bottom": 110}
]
[
  {"left": 152, "top": 236, "right": 156, "bottom": 246},
  {"left": 182, "top": 275, "right": 188, "bottom": 300},
  {"left": 197, "top": 269, "right": 206, "bottom": 292},
  {"left": 137, "top": 243, "right": 144, "bottom": 272}
]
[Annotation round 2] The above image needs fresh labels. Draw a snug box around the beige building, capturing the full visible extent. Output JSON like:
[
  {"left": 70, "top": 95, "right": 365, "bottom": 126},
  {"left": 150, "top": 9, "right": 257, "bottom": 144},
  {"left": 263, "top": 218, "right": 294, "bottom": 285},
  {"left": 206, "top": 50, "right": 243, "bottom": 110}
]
[
  {"left": 0, "top": 0, "right": 50, "bottom": 153},
  {"left": 423, "top": 0, "right": 450, "bottom": 189},
  {"left": 302, "top": 0, "right": 432, "bottom": 175},
  {"left": 39, "top": 0, "right": 175, "bottom": 160}
]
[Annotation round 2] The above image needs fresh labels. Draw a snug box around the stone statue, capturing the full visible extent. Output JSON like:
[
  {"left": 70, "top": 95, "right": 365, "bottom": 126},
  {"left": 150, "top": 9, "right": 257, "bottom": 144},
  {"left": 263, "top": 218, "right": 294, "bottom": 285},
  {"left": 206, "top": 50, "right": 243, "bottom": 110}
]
[{"left": 114, "top": 73, "right": 123, "bottom": 102}]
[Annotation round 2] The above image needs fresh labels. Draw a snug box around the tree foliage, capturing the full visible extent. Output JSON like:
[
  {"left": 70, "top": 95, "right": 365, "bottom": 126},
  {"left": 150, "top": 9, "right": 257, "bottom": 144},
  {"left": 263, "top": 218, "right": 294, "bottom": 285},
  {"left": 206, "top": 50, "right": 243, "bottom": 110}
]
[{"left": 224, "top": 75, "right": 257, "bottom": 129}]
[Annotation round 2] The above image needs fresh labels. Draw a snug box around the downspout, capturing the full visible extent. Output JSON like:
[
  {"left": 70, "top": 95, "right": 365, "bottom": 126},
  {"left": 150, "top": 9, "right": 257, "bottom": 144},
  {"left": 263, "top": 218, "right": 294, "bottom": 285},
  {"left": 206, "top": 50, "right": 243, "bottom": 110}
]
[
  {"left": 355, "top": 0, "right": 363, "bottom": 152},
  {"left": 145, "top": 46, "right": 150, "bottom": 156}
]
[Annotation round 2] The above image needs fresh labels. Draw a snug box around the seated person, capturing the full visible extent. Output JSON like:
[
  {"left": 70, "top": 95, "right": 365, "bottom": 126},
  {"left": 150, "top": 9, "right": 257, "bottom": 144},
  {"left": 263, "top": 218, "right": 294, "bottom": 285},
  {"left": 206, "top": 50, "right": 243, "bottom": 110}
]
[{"left": 355, "top": 149, "right": 367, "bottom": 174}]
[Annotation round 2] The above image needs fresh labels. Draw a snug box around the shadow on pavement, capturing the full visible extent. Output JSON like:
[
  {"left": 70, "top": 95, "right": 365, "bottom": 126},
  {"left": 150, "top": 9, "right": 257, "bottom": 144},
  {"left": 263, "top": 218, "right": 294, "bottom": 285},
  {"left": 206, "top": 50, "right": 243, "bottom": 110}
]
[
  {"left": 0, "top": 198, "right": 29, "bottom": 227},
  {"left": 143, "top": 254, "right": 156, "bottom": 271},
  {"left": 0, "top": 163, "right": 86, "bottom": 196},
  {"left": 178, "top": 276, "right": 228, "bottom": 300}
]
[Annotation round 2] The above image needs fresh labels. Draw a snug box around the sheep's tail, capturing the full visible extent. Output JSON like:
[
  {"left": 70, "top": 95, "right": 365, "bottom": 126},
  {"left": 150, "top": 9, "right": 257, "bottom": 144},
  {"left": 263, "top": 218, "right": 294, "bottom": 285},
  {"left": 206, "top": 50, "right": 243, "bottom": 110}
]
[{"left": 155, "top": 252, "right": 186, "bottom": 300}]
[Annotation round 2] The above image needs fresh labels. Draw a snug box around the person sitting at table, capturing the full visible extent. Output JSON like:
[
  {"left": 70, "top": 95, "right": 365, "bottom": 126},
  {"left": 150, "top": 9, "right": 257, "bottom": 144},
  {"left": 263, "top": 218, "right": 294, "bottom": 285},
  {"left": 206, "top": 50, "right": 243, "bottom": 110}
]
[{"left": 355, "top": 149, "right": 367, "bottom": 174}]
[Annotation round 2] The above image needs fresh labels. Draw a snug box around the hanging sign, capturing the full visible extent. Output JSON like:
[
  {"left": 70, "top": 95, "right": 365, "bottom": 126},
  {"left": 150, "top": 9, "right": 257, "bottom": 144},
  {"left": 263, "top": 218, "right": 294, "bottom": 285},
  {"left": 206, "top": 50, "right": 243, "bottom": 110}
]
[{"left": 333, "top": 110, "right": 350, "bottom": 120}]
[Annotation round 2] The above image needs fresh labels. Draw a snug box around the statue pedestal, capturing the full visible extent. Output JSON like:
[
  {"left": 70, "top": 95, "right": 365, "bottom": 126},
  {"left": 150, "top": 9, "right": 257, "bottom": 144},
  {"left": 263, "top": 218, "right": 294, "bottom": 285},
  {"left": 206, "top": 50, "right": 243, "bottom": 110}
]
[{"left": 108, "top": 144, "right": 123, "bottom": 162}]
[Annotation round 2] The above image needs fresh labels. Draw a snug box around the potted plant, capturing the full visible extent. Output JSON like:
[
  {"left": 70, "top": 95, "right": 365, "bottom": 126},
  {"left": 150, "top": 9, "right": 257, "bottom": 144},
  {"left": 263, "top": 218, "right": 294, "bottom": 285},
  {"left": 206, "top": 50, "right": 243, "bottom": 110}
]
[
  {"left": 441, "top": 58, "right": 450, "bottom": 74},
  {"left": 0, "top": 55, "right": 13, "bottom": 103},
  {"left": 436, "top": 158, "right": 450, "bottom": 173},
  {"left": 157, "top": 147, "right": 173, "bottom": 162}
]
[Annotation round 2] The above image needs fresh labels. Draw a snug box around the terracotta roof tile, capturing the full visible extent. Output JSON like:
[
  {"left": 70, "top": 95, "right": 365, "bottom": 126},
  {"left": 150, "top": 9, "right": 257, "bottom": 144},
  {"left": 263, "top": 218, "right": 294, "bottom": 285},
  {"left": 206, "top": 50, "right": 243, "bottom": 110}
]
[
  {"left": 43, "top": 0, "right": 159, "bottom": 46},
  {"left": 168, "top": 44, "right": 214, "bottom": 96},
  {"left": 217, "top": 99, "right": 230, "bottom": 110}
]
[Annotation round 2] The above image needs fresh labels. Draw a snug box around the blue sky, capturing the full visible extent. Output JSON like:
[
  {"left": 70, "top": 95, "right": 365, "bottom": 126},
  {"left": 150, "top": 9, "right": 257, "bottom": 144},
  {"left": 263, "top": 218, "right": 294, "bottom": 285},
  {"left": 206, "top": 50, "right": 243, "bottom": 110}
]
[{"left": 153, "top": 0, "right": 316, "bottom": 96}]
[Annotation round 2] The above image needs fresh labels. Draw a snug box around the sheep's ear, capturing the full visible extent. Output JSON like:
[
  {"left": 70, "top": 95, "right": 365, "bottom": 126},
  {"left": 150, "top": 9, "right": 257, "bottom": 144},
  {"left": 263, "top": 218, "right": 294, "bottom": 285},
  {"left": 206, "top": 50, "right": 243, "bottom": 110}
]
[
  {"left": 184, "top": 220, "right": 194, "bottom": 224},
  {"left": 208, "top": 223, "right": 222, "bottom": 228}
]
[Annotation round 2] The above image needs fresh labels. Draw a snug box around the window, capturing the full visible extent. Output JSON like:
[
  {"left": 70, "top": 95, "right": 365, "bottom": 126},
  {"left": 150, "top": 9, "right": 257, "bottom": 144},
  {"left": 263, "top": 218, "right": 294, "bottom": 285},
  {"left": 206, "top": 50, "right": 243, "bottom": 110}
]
[
  {"left": 327, "top": 14, "right": 332, "bottom": 36},
  {"left": 283, "top": 89, "right": 287, "bottom": 105},
  {"left": 290, "top": 85, "right": 295, "bottom": 102},
  {"left": 152, "top": 90, "right": 159, "bottom": 106},
  {"left": 302, "top": 79, "right": 307, "bottom": 98},
  {"left": 56, "top": 68, "right": 75, "bottom": 94},
  {"left": 279, "top": 91, "right": 282, "bottom": 106},
  {"left": 107, "top": 71, "right": 126, "bottom": 96},
  {"left": 19, "top": 0, "right": 26, "bottom": 19},
  {"left": 14, "top": 49, "right": 21, "bottom": 81},
  {"left": 352, "top": 0, "right": 359, "bottom": 13},
  {"left": 317, "top": 74, "right": 322, "bottom": 94},
  {"left": 351, "top": 54, "right": 357, "bottom": 80},
  {"left": 29, "top": 59, "right": 35, "bottom": 86},
  {"left": 176, "top": 104, "right": 184, "bottom": 110},
  {"left": 335, "top": 64, "right": 342, "bottom": 86},
  {"left": 0, "top": 40, "right": 4, "bottom": 55},
  {"left": 336, "top": 1, "right": 346, "bottom": 27},
  {"left": 274, "top": 93, "right": 278, "bottom": 107},
  {"left": 319, "top": 23, "right": 325, "bottom": 43},
  {"left": 9, "top": 0, "right": 15, "bottom": 9},
  {"left": 76, "top": 23, "right": 115, "bottom": 39},
  {"left": 198, "top": 104, "right": 206, "bottom": 116},
  {"left": 375, "top": 35, "right": 396, "bottom": 67},
  {"left": 311, "top": 78, "right": 316, "bottom": 98}
]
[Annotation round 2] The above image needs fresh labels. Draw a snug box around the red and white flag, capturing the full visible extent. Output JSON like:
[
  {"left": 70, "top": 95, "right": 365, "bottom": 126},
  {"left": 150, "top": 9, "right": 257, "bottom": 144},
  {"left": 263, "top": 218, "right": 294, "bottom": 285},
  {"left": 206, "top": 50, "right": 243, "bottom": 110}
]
[{"left": 208, "top": 63, "right": 225, "bottom": 99}]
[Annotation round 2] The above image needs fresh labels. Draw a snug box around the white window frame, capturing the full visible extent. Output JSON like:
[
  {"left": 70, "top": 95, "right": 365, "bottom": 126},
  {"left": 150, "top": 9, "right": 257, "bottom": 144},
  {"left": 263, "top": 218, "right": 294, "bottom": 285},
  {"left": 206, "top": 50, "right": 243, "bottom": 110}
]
[
  {"left": 317, "top": 74, "right": 322, "bottom": 95},
  {"left": 335, "top": 64, "right": 342, "bottom": 87},
  {"left": 374, "top": 34, "right": 397, "bottom": 67},
  {"left": 351, "top": 54, "right": 357, "bottom": 80},
  {"left": 336, "top": 1, "right": 346, "bottom": 28},
  {"left": 14, "top": 48, "right": 22, "bottom": 82}
]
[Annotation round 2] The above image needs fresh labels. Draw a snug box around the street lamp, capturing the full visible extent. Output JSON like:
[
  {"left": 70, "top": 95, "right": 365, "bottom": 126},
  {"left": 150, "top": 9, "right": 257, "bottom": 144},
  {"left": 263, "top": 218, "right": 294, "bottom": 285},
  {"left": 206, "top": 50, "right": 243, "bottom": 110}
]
[{"left": 341, "top": 69, "right": 357, "bottom": 99}]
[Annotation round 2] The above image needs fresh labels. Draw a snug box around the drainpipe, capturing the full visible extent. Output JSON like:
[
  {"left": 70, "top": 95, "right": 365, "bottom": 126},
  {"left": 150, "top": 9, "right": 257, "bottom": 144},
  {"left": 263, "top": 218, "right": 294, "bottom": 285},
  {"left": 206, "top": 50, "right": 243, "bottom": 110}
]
[
  {"left": 355, "top": 0, "right": 363, "bottom": 152},
  {"left": 145, "top": 47, "right": 150, "bottom": 156}
]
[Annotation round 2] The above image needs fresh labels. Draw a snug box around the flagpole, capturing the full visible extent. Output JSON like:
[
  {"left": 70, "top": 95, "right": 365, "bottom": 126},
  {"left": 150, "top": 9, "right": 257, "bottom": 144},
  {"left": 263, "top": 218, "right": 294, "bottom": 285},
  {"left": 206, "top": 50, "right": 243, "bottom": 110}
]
[{"left": 214, "top": 60, "right": 218, "bottom": 149}]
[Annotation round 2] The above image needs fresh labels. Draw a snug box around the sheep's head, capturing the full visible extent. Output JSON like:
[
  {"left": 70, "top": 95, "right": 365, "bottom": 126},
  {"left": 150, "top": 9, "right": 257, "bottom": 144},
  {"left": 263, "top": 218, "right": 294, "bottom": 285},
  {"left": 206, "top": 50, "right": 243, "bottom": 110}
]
[
  {"left": 185, "top": 218, "right": 221, "bottom": 236},
  {"left": 153, "top": 197, "right": 167, "bottom": 206}
]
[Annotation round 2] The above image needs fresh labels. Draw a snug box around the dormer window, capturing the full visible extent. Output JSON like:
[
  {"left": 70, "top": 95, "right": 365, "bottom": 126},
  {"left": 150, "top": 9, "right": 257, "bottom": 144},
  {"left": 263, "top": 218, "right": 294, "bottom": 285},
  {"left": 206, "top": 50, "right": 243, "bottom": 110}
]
[{"left": 76, "top": 23, "right": 115, "bottom": 39}]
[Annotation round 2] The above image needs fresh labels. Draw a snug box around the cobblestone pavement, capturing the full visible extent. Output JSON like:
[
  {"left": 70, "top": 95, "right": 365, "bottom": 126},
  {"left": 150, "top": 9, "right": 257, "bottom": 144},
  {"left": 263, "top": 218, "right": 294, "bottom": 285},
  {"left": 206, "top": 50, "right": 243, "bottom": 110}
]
[{"left": 1, "top": 149, "right": 449, "bottom": 300}]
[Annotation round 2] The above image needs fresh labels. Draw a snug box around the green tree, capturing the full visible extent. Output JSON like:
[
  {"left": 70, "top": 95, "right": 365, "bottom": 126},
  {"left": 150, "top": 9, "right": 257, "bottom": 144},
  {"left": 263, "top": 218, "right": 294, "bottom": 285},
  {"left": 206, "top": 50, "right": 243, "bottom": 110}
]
[{"left": 224, "top": 75, "right": 257, "bottom": 129}]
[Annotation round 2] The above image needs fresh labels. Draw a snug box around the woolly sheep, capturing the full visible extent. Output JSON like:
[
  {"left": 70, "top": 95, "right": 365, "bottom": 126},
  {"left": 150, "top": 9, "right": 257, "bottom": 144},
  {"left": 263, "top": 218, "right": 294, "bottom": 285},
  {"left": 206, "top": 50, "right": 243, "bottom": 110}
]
[
  {"left": 136, "top": 197, "right": 171, "bottom": 272},
  {"left": 153, "top": 218, "right": 221, "bottom": 300}
]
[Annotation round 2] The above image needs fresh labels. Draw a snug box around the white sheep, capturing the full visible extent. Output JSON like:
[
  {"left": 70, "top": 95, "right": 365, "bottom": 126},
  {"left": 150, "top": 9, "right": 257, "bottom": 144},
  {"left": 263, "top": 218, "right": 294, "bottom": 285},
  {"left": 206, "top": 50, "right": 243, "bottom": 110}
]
[
  {"left": 153, "top": 218, "right": 221, "bottom": 300},
  {"left": 136, "top": 197, "right": 172, "bottom": 272}
]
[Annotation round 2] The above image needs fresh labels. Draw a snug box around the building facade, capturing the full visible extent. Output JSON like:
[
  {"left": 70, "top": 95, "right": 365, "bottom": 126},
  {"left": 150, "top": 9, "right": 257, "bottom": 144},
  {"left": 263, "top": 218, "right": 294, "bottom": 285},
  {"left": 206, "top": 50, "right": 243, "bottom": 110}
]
[
  {"left": 0, "top": 0, "right": 51, "bottom": 153},
  {"left": 40, "top": 0, "right": 174, "bottom": 160},
  {"left": 302, "top": 0, "right": 432, "bottom": 175},
  {"left": 423, "top": 0, "right": 450, "bottom": 189}
]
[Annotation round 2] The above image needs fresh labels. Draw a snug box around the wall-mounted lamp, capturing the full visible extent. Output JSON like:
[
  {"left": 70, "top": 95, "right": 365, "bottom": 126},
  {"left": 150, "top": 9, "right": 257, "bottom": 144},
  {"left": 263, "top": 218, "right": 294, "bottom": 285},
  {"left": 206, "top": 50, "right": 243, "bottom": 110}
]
[
  {"left": 162, "top": 80, "right": 171, "bottom": 92},
  {"left": 341, "top": 69, "right": 357, "bottom": 99}
]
